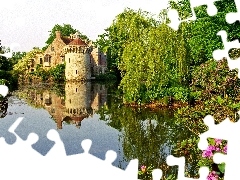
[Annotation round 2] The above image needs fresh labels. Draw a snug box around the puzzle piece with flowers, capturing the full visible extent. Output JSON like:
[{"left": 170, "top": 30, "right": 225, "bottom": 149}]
[{"left": 198, "top": 114, "right": 240, "bottom": 180}]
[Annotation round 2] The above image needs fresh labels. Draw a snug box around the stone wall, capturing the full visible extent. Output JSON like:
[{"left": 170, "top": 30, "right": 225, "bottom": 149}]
[
  {"left": 65, "top": 47, "right": 91, "bottom": 80},
  {"left": 90, "top": 47, "right": 107, "bottom": 76},
  {"left": 44, "top": 32, "right": 66, "bottom": 68}
]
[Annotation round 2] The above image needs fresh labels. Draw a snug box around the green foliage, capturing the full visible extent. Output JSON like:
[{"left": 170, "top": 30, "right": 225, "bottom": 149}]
[
  {"left": 190, "top": 59, "right": 240, "bottom": 100},
  {"left": 0, "top": 79, "right": 8, "bottom": 85},
  {"left": 49, "top": 64, "right": 65, "bottom": 82},
  {"left": 31, "top": 64, "right": 50, "bottom": 81},
  {"left": 9, "top": 51, "right": 26, "bottom": 66},
  {"left": 117, "top": 14, "right": 189, "bottom": 103},
  {"left": 95, "top": 71, "right": 117, "bottom": 81},
  {"left": 13, "top": 48, "right": 43, "bottom": 76},
  {"left": 96, "top": 8, "right": 158, "bottom": 74},
  {"left": 95, "top": 0, "right": 240, "bottom": 105},
  {"left": 43, "top": 24, "right": 89, "bottom": 50}
]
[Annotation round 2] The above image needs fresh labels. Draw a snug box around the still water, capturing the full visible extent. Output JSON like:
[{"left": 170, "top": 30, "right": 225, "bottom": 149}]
[{"left": 0, "top": 81, "right": 196, "bottom": 177}]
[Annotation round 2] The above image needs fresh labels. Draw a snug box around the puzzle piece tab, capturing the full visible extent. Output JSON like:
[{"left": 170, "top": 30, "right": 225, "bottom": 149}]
[
  {"left": 198, "top": 115, "right": 240, "bottom": 180},
  {"left": 166, "top": 155, "right": 209, "bottom": 179},
  {"left": 226, "top": 0, "right": 240, "bottom": 24},
  {"left": 167, "top": 0, "right": 220, "bottom": 30},
  {"left": 0, "top": 94, "right": 17, "bottom": 145},
  {"left": 212, "top": 30, "right": 240, "bottom": 78}
]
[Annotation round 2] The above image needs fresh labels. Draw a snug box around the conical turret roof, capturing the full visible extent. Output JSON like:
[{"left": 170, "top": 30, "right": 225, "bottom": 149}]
[{"left": 68, "top": 38, "right": 88, "bottom": 46}]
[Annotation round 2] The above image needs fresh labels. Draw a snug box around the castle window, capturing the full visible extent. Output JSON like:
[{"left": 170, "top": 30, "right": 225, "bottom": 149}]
[
  {"left": 69, "top": 99, "right": 71, "bottom": 104},
  {"left": 40, "top": 58, "right": 43, "bottom": 64},
  {"left": 76, "top": 88, "right": 78, "bottom": 92},
  {"left": 44, "top": 54, "right": 51, "bottom": 63},
  {"left": 99, "top": 55, "right": 102, "bottom": 65},
  {"left": 76, "top": 70, "right": 78, "bottom": 74},
  {"left": 69, "top": 58, "right": 70, "bottom": 63},
  {"left": 51, "top": 108, "right": 55, "bottom": 113}
]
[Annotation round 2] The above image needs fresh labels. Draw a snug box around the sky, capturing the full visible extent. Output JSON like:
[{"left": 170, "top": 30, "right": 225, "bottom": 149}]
[{"left": 0, "top": 0, "right": 169, "bottom": 52}]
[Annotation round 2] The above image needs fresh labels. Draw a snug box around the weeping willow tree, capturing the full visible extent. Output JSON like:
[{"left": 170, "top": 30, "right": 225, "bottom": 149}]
[{"left": 115, "top": 9, "right": 189, "bottom": 103}]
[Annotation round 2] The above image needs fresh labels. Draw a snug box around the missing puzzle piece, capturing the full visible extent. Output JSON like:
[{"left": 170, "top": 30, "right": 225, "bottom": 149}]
[
  {"left": 167, "top": 0, "right": 220, "bottom": 30},
  {"left": 226, "top": 0, "right": 240, "bottom": 24},
  {"left": 212, "top": 30, "right": 240, "bottom": 78},
  {"left": 64, "top": 139, "right": 139, "bottom": 180},
  {"left": 166, "top": 155, "right": 209, "bottom": 179}
]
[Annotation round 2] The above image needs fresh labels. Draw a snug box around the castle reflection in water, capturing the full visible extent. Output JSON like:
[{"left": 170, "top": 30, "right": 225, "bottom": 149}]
[{"left": 19, "top": 82, "right": 107, "bottom": 129}]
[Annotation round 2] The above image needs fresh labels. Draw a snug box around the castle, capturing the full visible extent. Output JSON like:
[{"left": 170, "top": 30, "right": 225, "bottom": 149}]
[
  {"left": 29, "top": 31, "right": 107, "bottom": 80},
  {"left": 20, "top": 82, "right": 107, "bottom": 129}
]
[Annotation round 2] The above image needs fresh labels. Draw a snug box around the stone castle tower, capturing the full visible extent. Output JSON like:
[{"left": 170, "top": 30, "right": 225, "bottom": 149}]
[{"left": 64, "top": 32, "right": 93, "bottom": 81}]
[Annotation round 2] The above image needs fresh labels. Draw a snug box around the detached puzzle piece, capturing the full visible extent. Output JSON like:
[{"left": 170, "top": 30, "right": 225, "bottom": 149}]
[
  {"left": 0, "top": 117, "right": 43, "bottom": 179},
  {"left": 198, "top": 115, "right": 240, "bottom": 180},
  {"left": 166, "top": 155, "right": 209, "bottom": 179},
  {"left": 167, "top": 0, "right": 220, "bottom": 30},
  {"left": 0, "top": 117, "right": 139, "bottom": 180},
  {"left": 13, "top": 117, "right": 56, "bottom": 155}
]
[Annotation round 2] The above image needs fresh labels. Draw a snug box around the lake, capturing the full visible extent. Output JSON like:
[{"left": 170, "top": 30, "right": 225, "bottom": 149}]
[{"left": 0, "top": 81, "right": 199, "bottom": 178}]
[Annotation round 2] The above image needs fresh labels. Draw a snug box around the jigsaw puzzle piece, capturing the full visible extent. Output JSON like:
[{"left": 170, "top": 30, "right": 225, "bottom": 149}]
[
  {"left": 226, "top": 0, "right": 240, "bottom": 24},
  {"left": 0, "top": 117, "right": 44, "bottom": 179},
  {"left": 63, "top": 139, "right": 139, "bottom": 180},
  {"left": 167, "top": 0, "right": 220, "bottom": 30},
  {"left": 13, "top": 117, "right": 55, "bottom": 155},
  {"left": 166, "top": 155, "right": 209, "bottom": 179},
  {"left": 0, "top": 96, "right": 17, "bottom": 144},
  {"left": 45, "top": 129, "right": 66, "bottom": 157},
  {"left": 212, "top": 31, "right": 240, "bottom": 78},
  {"left": 198, "top": 114, "right": 240, "bottom": 180}
]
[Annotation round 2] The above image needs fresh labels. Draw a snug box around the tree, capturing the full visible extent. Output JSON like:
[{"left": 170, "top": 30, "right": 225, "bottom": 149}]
[
  {"left": 42, "top": 24, "right": 89, "bottom": 51},
  {"left": 169, "top": 0, "right": 240, "bottom": 65},
  {"left": 13, "top": 48, "right": 43, "bottom": 76},
  {"left": 96, "top": 8, "right": 157, "bottom": 77}
]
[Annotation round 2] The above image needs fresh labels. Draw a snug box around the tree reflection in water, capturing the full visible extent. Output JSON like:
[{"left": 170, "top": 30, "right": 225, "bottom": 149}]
[
  {"left": 0, "top": 97, "right": 8, "bottom": 118},
  {"left": 15, "top": 82, "right": 204, "bottom": 178}
]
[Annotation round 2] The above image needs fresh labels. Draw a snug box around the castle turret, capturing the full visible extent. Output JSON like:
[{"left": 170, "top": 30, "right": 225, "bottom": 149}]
[{"left": 64, "top": 33, "right": 92, "bottom": 81}]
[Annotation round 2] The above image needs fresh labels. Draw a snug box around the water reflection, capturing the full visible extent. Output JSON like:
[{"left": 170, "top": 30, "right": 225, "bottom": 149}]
[
  {"left": 17, "top": 82, "right": 107, "bottom": 129},
  {"left": 13, "top": 82, "right": 200, "bottom": 178},
  {"left": 0, "top": 97, "right": 8, "bottom": 118}
]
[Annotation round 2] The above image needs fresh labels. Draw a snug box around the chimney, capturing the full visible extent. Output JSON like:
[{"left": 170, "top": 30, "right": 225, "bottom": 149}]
[{"left": 56, "top": 31, "right": 61, "bottom": 39}]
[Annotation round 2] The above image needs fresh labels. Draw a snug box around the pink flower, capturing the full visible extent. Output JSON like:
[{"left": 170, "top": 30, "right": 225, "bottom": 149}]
[
  {"left": 223, "top": 145, "right": 227, "bottom": 153},
  {"left": 202, "top": 149, "right": 213, "bottom": 158},
  {"left": 214, "top": 139, "right": 222, "bottom": 146},
  {"left": 207, "top": 171, "right": 219, "bottom": 180},
  {"left": 202, "top": 145, "right": 215, "bottom": 158},
  {"left": 208, "top": 145, "right": 216, "bottom": 151},
  {"left": 141, "top": 165, "right": 146, "bottom": 172}
]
